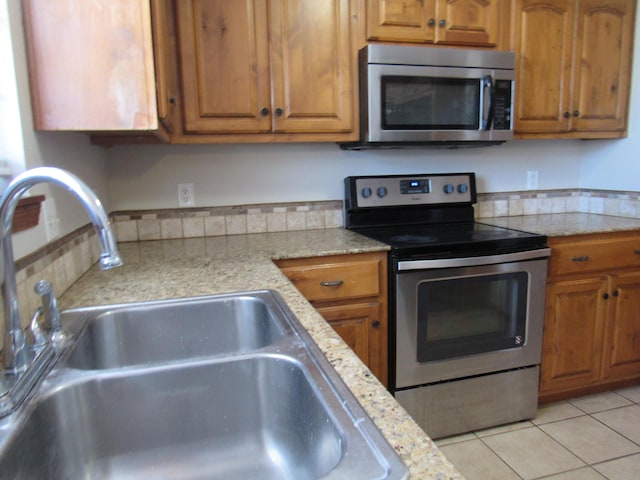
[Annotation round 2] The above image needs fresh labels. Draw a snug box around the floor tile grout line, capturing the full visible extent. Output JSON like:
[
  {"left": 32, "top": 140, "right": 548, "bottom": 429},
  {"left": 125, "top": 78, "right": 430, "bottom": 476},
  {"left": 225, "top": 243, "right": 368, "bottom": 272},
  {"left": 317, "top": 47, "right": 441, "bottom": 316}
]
[
  {"left": 587, "top": 408, "right": 640, "bottom": 449},
  {"left": 566, "top": 390, "right": 634, "bottom": 414},
  {"left": 537, "top": 416, "right": 637, "bottom": 467},
  {"left": 530, "top": 465, "right": 600, "bottom": 480},
  {"left": 476, "top": 424, "right": 593, "bottom": 480},
  {"left": 588, "top": 451, "right": 640, "bottom": 469},
  {"left": 530, "top": 411, "right": 588, "bottom": 428},
  {"left": 474, "top": 434, "right": 525, "bottom": 480}
]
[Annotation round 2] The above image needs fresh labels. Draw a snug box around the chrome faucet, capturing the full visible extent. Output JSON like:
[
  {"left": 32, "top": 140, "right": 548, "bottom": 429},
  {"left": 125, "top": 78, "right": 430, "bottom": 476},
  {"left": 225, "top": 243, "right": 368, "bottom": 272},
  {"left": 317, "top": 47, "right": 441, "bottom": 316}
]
[{"left": 0, "top": 167, "right": 122, "bottom": 414}]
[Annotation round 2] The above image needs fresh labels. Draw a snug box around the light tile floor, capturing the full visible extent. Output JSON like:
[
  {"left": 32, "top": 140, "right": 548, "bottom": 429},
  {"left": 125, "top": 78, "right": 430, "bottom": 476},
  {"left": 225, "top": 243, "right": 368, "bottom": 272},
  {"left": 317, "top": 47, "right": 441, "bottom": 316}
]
[{"left": 436, "top": 385, "right": 640, "bottom": 479}]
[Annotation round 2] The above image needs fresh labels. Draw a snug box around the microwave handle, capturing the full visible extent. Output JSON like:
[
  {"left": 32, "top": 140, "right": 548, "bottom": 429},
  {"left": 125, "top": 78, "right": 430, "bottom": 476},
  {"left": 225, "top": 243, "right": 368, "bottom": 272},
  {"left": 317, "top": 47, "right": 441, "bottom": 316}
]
[{"left": 481, "top": 75, "right": 494, "bottom": 130}]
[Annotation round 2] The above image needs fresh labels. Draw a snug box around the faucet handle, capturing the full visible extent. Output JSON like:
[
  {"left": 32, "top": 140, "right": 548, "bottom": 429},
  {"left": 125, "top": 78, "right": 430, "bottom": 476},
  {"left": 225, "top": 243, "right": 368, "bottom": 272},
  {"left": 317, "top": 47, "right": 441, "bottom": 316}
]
[
  {"left": 33, "top": 280, "right": 67, "bottom": 348},
  {"left": 29, "top": 307, "right": 48, "bottom": 350}
]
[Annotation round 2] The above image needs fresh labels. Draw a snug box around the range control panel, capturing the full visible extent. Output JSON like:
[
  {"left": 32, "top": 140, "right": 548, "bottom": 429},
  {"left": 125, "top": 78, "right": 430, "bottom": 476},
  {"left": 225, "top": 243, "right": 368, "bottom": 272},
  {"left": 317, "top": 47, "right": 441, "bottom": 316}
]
[{"left": 350, "top": 173, "right": 475, "bottom": 208}]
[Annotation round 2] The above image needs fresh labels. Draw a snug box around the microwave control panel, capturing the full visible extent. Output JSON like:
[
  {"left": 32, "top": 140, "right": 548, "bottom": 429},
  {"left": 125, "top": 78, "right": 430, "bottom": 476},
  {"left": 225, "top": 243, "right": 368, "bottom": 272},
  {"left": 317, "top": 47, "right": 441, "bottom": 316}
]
[
  {"left": 492, "top": 80, "right": 513, "bottom": 130},
  {"left": 349, "top": 173, "right": 475, "bottom": 208}
]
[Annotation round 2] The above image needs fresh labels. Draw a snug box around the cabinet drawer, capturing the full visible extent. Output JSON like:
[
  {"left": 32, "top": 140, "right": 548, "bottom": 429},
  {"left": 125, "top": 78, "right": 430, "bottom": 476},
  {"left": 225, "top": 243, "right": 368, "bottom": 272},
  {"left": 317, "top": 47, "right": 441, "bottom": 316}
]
[
  {"left": 549, "top": 236, "right": 640, "bottom": 278},
  {"left": 279, "top": 258, "right": 382, "bottom": 302}
]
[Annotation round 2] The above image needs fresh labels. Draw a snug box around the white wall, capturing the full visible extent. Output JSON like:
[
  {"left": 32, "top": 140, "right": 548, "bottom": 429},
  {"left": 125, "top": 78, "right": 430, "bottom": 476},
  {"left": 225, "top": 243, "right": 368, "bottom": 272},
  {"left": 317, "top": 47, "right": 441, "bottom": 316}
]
[{"left": 106, "top": 140, "right": 584, "bottom": 210}]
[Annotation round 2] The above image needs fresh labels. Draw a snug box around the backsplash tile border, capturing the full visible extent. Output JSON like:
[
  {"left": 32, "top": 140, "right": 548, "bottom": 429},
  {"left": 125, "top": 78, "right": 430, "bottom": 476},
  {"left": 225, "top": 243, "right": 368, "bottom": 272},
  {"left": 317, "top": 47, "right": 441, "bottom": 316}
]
[
  {"left": 5, "top": 189, "right": 640, "bottom": 333},
  {"left": 476, "top": 189, "right": 640, "bottom": 219},
  {"left": 111, "top": 200, "right": 344, "bottom": 242}
]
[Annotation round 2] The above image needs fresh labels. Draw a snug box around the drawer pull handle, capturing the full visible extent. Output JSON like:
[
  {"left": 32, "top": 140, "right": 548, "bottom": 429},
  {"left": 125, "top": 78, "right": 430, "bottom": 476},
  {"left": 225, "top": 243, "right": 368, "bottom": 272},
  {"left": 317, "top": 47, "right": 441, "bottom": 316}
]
[
  {"left": 571, "top": 256, "right": 590, "bottom": 262},
  {"left": 320, "top": 280, "right": 343, "bottom": 287},
  {"left": 634, "top": 250, "right": 640, "bottom": 255}
]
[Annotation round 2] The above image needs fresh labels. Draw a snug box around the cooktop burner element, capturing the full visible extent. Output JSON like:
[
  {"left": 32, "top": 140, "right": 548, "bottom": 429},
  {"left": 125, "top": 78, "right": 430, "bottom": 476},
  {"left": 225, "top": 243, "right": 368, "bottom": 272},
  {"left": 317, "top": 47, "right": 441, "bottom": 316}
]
[{"left": 344, "top": 173, "right": 547, "bottom": 258}]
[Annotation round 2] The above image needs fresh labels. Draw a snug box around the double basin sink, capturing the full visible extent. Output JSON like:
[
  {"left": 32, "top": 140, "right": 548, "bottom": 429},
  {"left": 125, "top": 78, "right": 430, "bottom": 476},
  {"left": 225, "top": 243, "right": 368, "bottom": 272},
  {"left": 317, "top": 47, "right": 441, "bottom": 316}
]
[{"left": 0, "top": 290, "right": 407, "bottom": 479}]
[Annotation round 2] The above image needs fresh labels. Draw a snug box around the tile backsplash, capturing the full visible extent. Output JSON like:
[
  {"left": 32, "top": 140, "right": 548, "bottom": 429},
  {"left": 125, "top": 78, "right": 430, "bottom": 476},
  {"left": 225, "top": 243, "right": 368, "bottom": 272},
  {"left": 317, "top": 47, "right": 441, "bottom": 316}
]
[
  {"left": 112, "top": 200, "right": 344, "bottom": 242},
  {"left": 476, "top": 189, "right": 640, "bottom": 219},
  {"left": 5, "top": 188, "right": 640, "bottom": 335}
]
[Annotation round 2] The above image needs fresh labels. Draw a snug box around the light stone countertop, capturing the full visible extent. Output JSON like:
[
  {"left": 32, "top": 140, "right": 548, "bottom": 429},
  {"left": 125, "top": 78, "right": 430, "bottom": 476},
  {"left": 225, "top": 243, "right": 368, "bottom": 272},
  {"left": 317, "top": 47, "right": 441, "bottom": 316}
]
[
  {"left": 480, "top": 212, "right": 640, "bottom": 237},
  {"left": 59, "top": 228, "right": 464, "bottom": 480}
]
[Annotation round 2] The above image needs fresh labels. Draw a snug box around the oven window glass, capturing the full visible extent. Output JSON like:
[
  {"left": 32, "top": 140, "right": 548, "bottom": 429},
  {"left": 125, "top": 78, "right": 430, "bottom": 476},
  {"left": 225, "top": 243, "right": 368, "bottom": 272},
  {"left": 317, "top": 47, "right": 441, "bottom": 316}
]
[
  {"left": 416, "top": 272, "right": 527, "bottom": 362},
  {"left": 381, "top": 76, "right": 480, "bottom": 130}
]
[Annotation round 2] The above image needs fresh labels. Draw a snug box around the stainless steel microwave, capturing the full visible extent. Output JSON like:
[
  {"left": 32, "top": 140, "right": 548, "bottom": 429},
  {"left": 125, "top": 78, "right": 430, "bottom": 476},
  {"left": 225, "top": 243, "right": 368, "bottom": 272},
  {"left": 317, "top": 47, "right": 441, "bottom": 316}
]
[{"left": 340, "top": 45, "right": 515, "bottom": 150}]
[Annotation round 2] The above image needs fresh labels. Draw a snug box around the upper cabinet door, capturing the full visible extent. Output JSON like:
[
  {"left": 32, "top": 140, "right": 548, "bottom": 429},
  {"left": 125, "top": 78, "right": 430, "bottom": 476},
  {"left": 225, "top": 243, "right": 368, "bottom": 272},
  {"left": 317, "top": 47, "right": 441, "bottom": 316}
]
[
  {"left": 572, "top": 0, "right": 634, "bottom": 133},
  {"left": 434, "top": 0, "right": 499, "bottom": 46},
  {"left": 512, "top": 0, "right": 575, "bottom": 134},
  {"left": 269, "top": 0, "right": 354, "bottom": 133},
  {"left": 366, "top": 0, "right": 437, "bottom": 43},
  {"left": 512, "top": 0, "right": 635, "bottom": 138},
  {"left": 22, "top": 0, "right": 161, "bottom": 133},
  {"left": 176, "top": 0, "right": 354, "bottom": 136},
  {"left": 150, "top": 0, "right": 181, "bottom": 135},
  {"left": 176, "top": 0, "right": 271, "bottom": 133},
  {"left": 366, "top": 0, "right": 499, "bottom": 47}
]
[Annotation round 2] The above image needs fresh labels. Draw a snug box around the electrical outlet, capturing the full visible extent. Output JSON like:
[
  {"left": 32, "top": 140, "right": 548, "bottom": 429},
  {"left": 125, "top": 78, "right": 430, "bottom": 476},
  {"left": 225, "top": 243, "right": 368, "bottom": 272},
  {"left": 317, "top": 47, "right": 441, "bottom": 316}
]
[
  {"left": 526, "top": 171, "right": 539, "bottom": 190},
  {"left": 178, "top": 183, "right": 195, "bottom": 207}
]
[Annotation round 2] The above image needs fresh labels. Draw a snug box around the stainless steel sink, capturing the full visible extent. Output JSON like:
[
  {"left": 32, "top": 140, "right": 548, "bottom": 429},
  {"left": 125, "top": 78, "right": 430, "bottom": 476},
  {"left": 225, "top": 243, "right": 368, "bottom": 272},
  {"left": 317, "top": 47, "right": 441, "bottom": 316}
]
[
  {"left": 0, "top": 356, "right": 347, "bottom": 479},
  {"left": 63, "top": 292, "right": 287, "bottom": 369},
  {"left": 0, "top": 290, "right": 408, "bottom": 479}
]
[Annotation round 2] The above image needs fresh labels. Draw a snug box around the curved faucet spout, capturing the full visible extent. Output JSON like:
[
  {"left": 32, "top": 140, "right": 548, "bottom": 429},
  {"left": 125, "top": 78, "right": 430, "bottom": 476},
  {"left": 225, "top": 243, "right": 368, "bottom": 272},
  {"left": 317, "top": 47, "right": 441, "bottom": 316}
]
[{"left": 1, "top": 167, "right": 122, "bottom": 373}]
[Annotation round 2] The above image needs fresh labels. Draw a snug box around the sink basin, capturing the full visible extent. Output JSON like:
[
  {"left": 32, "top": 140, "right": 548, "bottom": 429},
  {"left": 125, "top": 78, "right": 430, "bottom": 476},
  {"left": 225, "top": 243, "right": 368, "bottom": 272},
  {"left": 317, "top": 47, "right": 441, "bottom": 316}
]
[
  {"left": 0, "top": 355, "right": 350, "bottom": 480},
  {"left": 63, "top": 292, "right": 287, "bottom": 369},
  {"left": 0, "top": 290, "right": 407, "bottom": 479}
]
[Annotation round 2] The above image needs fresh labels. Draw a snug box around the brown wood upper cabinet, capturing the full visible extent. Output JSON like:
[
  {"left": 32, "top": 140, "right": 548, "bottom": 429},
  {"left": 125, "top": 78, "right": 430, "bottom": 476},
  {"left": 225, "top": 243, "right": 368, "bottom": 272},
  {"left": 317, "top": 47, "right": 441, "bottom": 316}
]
[
  {"left": 366, "top": 0, "right": 501, "bottom": 47},
  {"left": 22, "top": 0, "right": 180, "bottom": 143},
  {"left": 175, "top": 0, "right": 356, "bottom": 140},
  {"left": 511, "top": 0, "right": 635, "bottom": 139}
]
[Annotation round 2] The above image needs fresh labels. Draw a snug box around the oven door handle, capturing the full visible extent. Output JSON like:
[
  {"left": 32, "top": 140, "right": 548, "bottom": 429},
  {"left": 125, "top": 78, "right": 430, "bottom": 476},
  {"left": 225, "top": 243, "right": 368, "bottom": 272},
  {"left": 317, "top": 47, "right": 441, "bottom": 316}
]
[{"left": 397, "top": 248, "right": 551, "bottom": 271}]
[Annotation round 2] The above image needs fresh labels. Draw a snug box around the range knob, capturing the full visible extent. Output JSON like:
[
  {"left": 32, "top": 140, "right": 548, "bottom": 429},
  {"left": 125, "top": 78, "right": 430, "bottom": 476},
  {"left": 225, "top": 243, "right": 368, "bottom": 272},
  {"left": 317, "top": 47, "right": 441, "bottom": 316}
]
[
  {"left": 377, "top": 186, "right": 388, "bottom": 198},
  {"left": 443, "top": 184, "right": 454, "bottom": 194},
  {"left": 361, "top": 187, "right": 372, "bottom": 198},
  {"left": 457, "top": 183, "right": 468, "bottom": 194}
]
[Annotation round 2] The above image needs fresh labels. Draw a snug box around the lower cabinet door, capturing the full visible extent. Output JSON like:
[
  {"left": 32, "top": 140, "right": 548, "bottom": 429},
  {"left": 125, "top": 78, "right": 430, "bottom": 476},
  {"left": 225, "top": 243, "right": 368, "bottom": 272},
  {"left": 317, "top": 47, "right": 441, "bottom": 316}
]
[
  {"left": 540, "top": 276, "right": 608, "bottom": 395},
  {"left": 317, "top": 301, "right": 387, "bottom": 386},
  {"left": 602, "top": 271, "right": 640, "bottom": 380}
]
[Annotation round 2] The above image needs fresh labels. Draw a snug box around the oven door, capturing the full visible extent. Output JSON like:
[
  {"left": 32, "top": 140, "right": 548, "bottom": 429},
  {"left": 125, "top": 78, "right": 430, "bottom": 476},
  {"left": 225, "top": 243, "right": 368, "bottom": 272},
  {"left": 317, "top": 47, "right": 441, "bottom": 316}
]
[{"left": 394, "top": 249, "right": 549, "bottom": 389}]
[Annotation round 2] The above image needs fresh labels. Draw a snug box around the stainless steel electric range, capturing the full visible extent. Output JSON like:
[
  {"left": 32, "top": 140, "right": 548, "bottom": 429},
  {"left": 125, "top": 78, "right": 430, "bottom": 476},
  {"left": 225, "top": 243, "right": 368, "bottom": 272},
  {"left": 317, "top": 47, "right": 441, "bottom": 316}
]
[{"left": 344, "top": 173, "right": 550, "bottom": 439}]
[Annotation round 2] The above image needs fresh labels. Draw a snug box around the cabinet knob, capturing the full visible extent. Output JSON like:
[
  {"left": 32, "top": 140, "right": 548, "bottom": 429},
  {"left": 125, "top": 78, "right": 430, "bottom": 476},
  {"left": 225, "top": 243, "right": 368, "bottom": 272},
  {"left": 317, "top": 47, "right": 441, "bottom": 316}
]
[
  {"left": 439, "top": 19, "right": 446, "bottom": 27},
  {"left": 372, "top": 320, "right": 380, "bottom": 329},
  {"left": 564, "top": 111, "right": 571, "bottom": 118},
  {"left": 275, "top": 108, "right": 284, "bottom": 116},
  {"left": 428, "top": 18, "right": 435, "bottom": 26},
  {"left": 613, "top": 290, "right": 619, "bottom": 297},
  {"left": 603, "top": 292, "right": 610, "bottom": 299},
  {"left": 633, "top": 250, "right": 640, "bottom": 255},
  {"left": 573, "top": 110, "right": 580, "bottom": 117},
  {"left": 571, "top": 256, "right": 590, "bottom": 262},
  {"left": 260, "top": 107, "right": 269, "bottom": 116},
  {"left": 320, "top": 280, "right": 343, "bottom": 287}
]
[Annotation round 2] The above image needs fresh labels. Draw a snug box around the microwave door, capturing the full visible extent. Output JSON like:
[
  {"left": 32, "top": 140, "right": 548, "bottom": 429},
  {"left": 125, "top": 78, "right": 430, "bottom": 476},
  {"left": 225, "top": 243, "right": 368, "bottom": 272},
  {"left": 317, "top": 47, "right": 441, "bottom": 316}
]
[{"left": 365, "top": 64, "right": 502, "bottom": 144}]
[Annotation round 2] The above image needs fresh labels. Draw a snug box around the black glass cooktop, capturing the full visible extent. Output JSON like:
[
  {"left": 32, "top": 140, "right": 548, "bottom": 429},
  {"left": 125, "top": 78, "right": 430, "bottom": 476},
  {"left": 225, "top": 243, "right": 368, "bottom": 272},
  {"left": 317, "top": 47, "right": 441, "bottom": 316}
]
[{"left": 353, "top": 221, "right": 547, "bottom": 258}]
